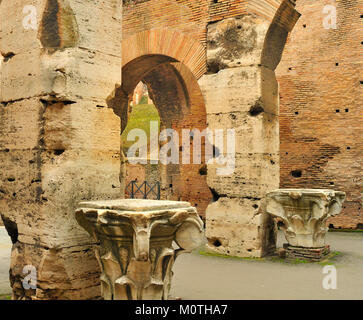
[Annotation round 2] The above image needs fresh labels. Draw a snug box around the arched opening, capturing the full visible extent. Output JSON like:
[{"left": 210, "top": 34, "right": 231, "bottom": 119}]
[{"left": 109, "top": 54, "right": 212, "bottom": 219}]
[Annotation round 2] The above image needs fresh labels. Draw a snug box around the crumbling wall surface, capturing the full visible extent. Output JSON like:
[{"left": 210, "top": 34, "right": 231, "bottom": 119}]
[
  {"left": 199, "top": 1, "right": 300, "bottom": 257},
  {"left": 276, "top": 0, "right": 363, "bottom": 229},
  {"left": 0, "top": 0, "right": 122, "bottom": 299}
]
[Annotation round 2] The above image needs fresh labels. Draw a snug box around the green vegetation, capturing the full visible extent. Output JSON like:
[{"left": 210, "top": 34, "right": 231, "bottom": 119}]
[
  {"left": 329, "top": 228, "right": 363, "bottom": 233},
  {"left": 121, "top": 104, "right": 160, "bottom": 155},
  {"left": 198, "top": 250, "right": 264, "bottom": 262},
  {"left": 318, "top": 251, "right": 342, "bottom": 266},
  {"left": 139, "top": 95, "right": 148, "bottom": 105},
  {"left": 0, "top": 294, "right": 11, "bottom": 300}
]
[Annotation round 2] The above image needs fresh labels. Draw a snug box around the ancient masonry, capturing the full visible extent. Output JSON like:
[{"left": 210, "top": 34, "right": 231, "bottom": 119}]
[
  {"left": 0, "top": 0, "right": 358, "bottom": 300},
  {"left": 276, "top": 0, "right": 362, "bottom": 229}
]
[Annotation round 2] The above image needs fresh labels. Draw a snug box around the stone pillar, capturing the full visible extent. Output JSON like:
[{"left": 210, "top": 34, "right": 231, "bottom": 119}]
[
  {"left": 0, "top": 0, "right": 122, "bottom": 299},
  {"left": 266, "top": 189, "right": 346, "bottom": 261},
  {"left": 76, "top": 199, "right": 204, "bottom": 300},
  {"left": 199, "top": 2, "right": 300, "bottom": 258}
]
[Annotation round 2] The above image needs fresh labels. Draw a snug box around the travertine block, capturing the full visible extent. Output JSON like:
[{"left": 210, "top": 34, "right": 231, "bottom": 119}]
[
  {"left": 206, "top": 197, "right": 265, "bottom": 257},
  {"left": 199, "top": 66, "right": 262, "bottom": 115},
  {"left": 0, "top": 98, "right": 42, "bottom": 150},
  {"left": 10, "top": 242, "right": 101, "bottom": 300},
  {"left": 206, "top": 112, "right": 279, "bottom": 154},
  {"left": 207, "top": 152, "right": 279, "bottom": 199},
  {"left": 0, "top": 48, "right": 121, "bottom": 103},
  {"left": 206, "top": 15, "right": 269, "bottom": 71}
]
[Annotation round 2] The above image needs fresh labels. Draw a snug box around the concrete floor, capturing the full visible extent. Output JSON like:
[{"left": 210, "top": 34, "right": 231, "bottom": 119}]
[
  {"left": 1, "top": 226, "right": 362, "bottom": 299},
  {"left": 171, "top": 231, "right": 363, "bottom": 300}
]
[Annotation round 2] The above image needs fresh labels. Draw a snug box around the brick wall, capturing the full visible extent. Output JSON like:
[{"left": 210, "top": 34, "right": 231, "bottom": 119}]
[{"left": 276, "top": 0, "right": 362, "bottom": 229}]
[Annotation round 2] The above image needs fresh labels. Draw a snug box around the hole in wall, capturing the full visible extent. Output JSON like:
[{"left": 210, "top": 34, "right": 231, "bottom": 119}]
[
  {"left": 249, "top": 104, "right": 264, "bottom": 117},
  {"left": 356, "top": 224, "right": 363, "bottom": 230},
  {"left": 336, "top": 109, "right": 340, "bottom": 113},
  {"left": 54, "top": 149, "right": 65, "bottom": 156},
  {"left": 213, "top": 239, "right": 222, "bottom": 247},
  {"left": 329, "top": 224, "right": 334, "bottom": 229},
  {"left": 209, "top": 188, "right": 221, "bottom": 202},
  {"left": 199, "top": 165, "right": 208, "bottom": 176},
  {"left": 7, "top": 178, "right": 15, "bottom": 182},
  {"left": 291, "top": 170, "right": 302, "bottom": 178},
  {"left": 2, "top": 52, "right": 15, "bottom": 62}
]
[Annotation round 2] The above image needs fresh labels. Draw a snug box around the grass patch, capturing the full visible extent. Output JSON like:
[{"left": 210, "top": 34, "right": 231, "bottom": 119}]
[
  {"left": 329, "top": 229, "right": 363, "bottom": 233},
  {"left": 121, "top": 104, "right": 160, "bottom": 155},
  {"left": 318, "top": 251, "right": 342, "bottom": 266},
  {"left": 0, "top": 294, "right": 11, "bottom": 300},
  {"left": 269, "top": 257, "right": 309, "bottom": 264},
  {"left": 198, "top": 250, "right": 265, "bottom": 262}
]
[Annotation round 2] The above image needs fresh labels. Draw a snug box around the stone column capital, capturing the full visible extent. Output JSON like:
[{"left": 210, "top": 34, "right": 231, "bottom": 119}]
[
  {"left": 76, "top": 199, "right": 204, "bottom": 300},
  {"left": 266, "top": 189, "right": 346, "bottom": 248}
]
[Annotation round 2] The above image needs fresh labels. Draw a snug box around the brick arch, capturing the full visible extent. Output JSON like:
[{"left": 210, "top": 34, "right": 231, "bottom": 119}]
[
  {"left": 261, "top": 0, "right": 301, "bottom": 70},
  {"left": 122, "top": 29, "right": 207, "bottom": 80}
]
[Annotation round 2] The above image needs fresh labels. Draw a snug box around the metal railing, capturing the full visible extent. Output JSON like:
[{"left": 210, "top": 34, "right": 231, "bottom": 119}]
[{"left": 125, "top": 180, "right": 161, "bottom": 200}]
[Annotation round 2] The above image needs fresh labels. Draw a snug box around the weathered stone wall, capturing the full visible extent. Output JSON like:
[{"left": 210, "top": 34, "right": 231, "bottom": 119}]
[
  {"left": 0, "top": 0, "right": 303, "bottom": 300},
  {"left": 121, "top": 1, "right": 300, "bottom": 257},
  {"left": 0, "top": 0, "right": 122, "bottom": 299},
  {"left": 276, "top": 0, "right": 362, "bottom": 229},
  {"left": 199, "top": 1, "right": 300, "bottom": 257}
]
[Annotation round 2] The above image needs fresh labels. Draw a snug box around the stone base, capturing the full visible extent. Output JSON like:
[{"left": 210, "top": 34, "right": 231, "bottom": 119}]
[{"left": 282, "top": 244, "right": 330, "bottom": 262}]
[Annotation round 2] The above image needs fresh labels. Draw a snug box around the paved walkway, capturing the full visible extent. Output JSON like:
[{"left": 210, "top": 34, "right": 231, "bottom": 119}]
[
  {"left": 171, "top": 231, "right": 363, "bottom": 300},
  {"left": 0, "top": 227, "right": 362, "bottom": 299}
]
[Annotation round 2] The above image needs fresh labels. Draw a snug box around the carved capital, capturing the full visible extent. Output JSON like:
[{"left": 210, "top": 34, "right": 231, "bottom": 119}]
[
  {"left": 76, "top": 199, "right": 204, "bottom": 300},
  {"left": 266, "top": 189, "right": 345, "bottom": 248}
]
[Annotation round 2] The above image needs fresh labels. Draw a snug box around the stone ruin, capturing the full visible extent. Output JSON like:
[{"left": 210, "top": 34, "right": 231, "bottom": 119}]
[
  {"left": 0, "top": 0, "right": 326, "bottom": 299},
  {"left": 76, "top": 199, "right": 204, "bottom": 300}
]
